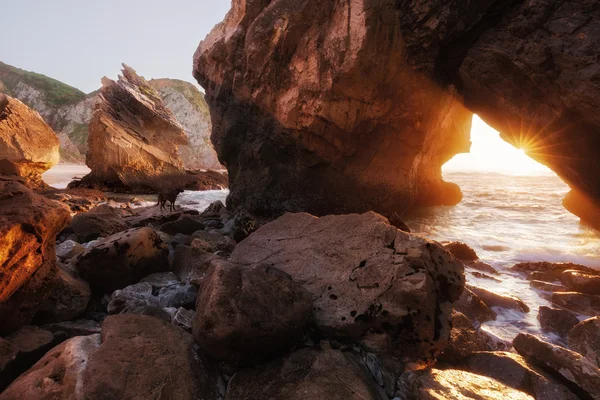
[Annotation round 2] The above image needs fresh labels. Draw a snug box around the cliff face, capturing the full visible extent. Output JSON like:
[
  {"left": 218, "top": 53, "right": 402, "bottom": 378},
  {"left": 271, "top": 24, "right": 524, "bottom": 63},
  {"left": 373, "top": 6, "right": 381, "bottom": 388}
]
[
  {"left": 0, "top": 62, "right": 220, "bottom": 169},
  {"left": 0, "top": 95, "right": 60, "bottom": 189},
  {"left": 194, "top": 0, "right": 600, "bottom": 222},
  {"left": 148, "top": 79, "right": 222, "bottom": 170},
  {"left": 81, "top": 65, "right": 188, "bottom": 189}
]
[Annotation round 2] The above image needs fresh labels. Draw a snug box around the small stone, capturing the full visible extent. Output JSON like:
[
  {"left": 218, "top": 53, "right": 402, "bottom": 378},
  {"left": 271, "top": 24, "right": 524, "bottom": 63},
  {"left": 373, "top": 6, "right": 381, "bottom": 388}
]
[{"left": 55, "top": 240, "right": 85, "bottom": 260}]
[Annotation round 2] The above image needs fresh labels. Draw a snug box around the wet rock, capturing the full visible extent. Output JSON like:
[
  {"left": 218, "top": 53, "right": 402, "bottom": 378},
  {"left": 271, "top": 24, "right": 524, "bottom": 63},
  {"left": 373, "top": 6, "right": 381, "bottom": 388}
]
[
  {"left": 68, "top": 204, "right": 128, "bottom": 242},
  {"left": 41, "top": 319, "right": 101, "bottom": 338},
  {"left": 55, "top": 240, "right": 85, "bottom": 260},
  {"left": 551, "top": 292, "right": 600, "bottom": 316},
  {"left": 222, "top": 209, "right": 257, "bottom": 242},
  {"left": 122, "top": 205, "right": 190, "bottom": 227},
  {"left": 530, "top": 280, "right": 569, "bottom": 292},
  {"left": 438, "top": 311, "right": 487, "bottom": 364},
  {"left": 396, "top": 368, "right": 534, "bottom": 399},
  {"left": 82, "top": 315, "right": 218, "bottom": 399},
  {"left": 77, "top": 227, "right": 169, "bottom": 293},
  {"left": 231, "top": 212, "right": 465, "bottom": 367},
  {"left": 527, "top": 270, "right": 563, "bottom": 282},
  {"left": 0, "top": 338, "right": 19, "bottom": 391},
  {"left": 467, "top": 285, "right": 530, "bottom": 313},
  {"left": 0, "top": 334, "right": 101, "bottom": 400},
  {"left": 568, "top": 317, "right": 600, "bottom": 367},
  {"left": 107, "top": 282, "right": 158, "bottom": 314},
  {"left": 478, "top": 325, "right": 513, "bottom": 352},
  {"left": 511, "top": 262, "right": 598, "bottom": 278},
  {"left": 443, "top": 241, "right": 478, "bottom": 261},
  {"left": 467, "top": 261, "right": 500, "bottom": 275},
  {"left": 157, "top": 283, "right": 197, "bottom": 309},
  {"left": 453, "top": 287, "right": 497, "bottom": 326},
  {"left": 471, "top": 271, "right": 502, "bottom": 282},
  {"left": 513, "top": 333, "right": 600, "bottom": 400},
  {"left": 461, "top": 351, "right": 578, "bottom": 400},
  {"left": 225, "top": 348, "right": 387, "bottom": 400},
  {"left": 0, "top": 95, "right": 59, "bottom": 189},
  {"left": 191, "top": 230, "right": 236, "bottom": 253},
  {"left": 538, "top": 306, "right": 580, "bottom": 338},
  {"left": 33, "top": 266, "right": 91, "bottom": 324},
  {"left": 561, "top": 270, "right": 600, "bottom": 295},
  {"left": 171, "top": 245, "right": 220, "bottom": 284},
  {"left": 193, "top": 263, "right": 312, "bottom": 366},
  {"left": 0, "top": 180, "right": 71, "bottom": 334},
  {"left": 159, "top": 214, "right": 205, "bottom": 236}
]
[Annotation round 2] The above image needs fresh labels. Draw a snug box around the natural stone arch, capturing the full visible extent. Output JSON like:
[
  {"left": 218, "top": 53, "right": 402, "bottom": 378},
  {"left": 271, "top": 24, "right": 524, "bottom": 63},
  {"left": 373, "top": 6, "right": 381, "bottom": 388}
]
[{"left": 194, "top": 0, "right": 600, "bottom": 227}]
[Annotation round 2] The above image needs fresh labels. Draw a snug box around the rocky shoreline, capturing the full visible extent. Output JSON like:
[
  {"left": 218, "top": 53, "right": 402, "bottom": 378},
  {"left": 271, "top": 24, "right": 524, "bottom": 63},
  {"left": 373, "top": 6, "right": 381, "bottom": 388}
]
[{"left": 1, "top": 186, "right": 599, "bottom": 399}]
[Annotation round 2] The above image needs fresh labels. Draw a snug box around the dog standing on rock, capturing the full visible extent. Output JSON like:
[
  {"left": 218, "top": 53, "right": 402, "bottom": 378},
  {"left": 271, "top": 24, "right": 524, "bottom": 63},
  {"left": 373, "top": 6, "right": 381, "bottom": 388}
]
[{"left": 156, "top": 188, "right": 184, "bottom": 212}]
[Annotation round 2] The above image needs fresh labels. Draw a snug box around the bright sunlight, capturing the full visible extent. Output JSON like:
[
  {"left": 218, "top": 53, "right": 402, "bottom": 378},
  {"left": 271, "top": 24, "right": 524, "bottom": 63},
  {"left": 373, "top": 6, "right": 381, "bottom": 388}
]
[{"left": 443, "top": 115, "right": 554, "bottom": 176}]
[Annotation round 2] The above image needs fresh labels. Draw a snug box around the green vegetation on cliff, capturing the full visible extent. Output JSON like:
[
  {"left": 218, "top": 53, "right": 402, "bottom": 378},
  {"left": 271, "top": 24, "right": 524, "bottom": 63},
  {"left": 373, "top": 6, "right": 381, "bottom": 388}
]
[
  {"left": 149, "top": 78, "right": 210, "bottom": 118},
  {"left": 0, "top": 61, "right": 85, "bottom": 107}
]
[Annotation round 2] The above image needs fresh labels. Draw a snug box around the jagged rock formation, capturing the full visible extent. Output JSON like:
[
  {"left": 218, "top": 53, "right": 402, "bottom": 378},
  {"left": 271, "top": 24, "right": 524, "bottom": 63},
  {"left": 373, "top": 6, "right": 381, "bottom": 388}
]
[
  {"left": 76, "top": 65, "right": 188, "bottom": 190},
  {"left": 0, "top": 62, "right": 220, "bottom": 169},
  {"left": 194, "top": 0, "right": 600, "bottom": 223},
  {"left": 0, "top": 95, "right": 59, "bottom": 189},
  {"left": 149, "top": 79, "right": 221, "bottom": 170}
]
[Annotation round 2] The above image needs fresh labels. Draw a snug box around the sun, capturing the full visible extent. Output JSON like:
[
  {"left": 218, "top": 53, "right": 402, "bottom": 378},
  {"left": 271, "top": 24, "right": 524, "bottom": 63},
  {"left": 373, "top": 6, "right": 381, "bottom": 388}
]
[{"left": 443, "top": 116, "right": 554, "bottom": 176}]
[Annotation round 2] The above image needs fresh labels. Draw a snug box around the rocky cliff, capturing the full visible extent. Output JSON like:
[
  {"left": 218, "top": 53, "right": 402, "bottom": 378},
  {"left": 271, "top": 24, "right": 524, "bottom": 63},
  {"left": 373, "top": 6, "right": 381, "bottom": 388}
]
[
  {"left": 77, "top": 64, "right": 188, "bottom": 191},
  {"left": 0, "top": 94, "right": 60, "bottom": 189},
  {"left": 194, "top": 0, "right": 600, "bottom": 224},
  {"left": 149, "top": 79, "right": 221, "bottom": 170},
  {"left": 0, "top": 62, "right": 219, "bottom": 169}
]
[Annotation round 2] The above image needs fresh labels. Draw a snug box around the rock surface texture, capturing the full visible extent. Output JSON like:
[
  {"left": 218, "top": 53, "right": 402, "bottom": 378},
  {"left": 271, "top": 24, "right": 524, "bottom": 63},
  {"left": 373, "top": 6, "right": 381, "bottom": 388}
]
[
  {"left": 0, "top": 95, "right": 59, "bottom": 189},
  {"left": 194, "top": 0, "right": 600, "bottom": 222},
  {"left": 0, "top": 180, "right": 71, "bottom": 334},
  {"left": 78, "top": 64, "right": 188, "bottom": 190},
  {"left": 231, "top": 212, "right": 465, "bottom": 367}
]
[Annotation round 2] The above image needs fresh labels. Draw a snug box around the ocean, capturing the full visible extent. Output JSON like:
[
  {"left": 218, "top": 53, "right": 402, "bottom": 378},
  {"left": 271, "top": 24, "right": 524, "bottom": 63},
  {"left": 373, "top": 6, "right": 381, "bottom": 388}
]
[{"left": 43, "top": 166, "right": 600, "bottom": 343}]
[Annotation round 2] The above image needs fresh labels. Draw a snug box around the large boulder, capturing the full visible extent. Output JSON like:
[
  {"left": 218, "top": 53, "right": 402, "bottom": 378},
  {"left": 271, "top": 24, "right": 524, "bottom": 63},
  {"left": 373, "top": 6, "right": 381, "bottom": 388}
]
[
  {"left": 0, "top": 180, "right": 71, "bottom": 334},
  {"left": 560, "top": 270, "right": 600, "bottom": 295},
  {"left": 225, "top": 348, "right": 387, "bottom": 400},
  {"left": 76, "top": 227, "right": 169, "bottom": 293},
  {"left": 67, "top": 204, "right": 128, "bottom": 242},
  {"left": 438, "top": 311, "right": 487, "bottom": 364},
  {"left": 467, "top": 285, "right": 530, "bottom": 313},
  {"left": 568, "top": 317, "right": 600, "bottom": 367},
  {"left": 551, "top": 292, "right": 600, "bottom": 316},
  {"left": 74, "top": 64, "right": 188, "bottom": 192},
  {"left": 231, "top": 212, "right": 465, "bottom": 367},
  {"left": 82, "top": 315, "right": 218, "bottom": 400},
  {"left": 396, "top": 368, "right": 534, "bottom": 399},
  {"left": 453, "top": 287, "right": 497, "bottom": 326},
  {"left": 0, "top": 95, "right": 59, "bottom": 189},
  {"left": 513, "top": 333, "right": 600, "bottom": 400},
  {"left": 192, "top": 262, "right": 312, "bottom": 366},
  {"left": 194, "top": 0, "right": 600, "bottom": 223},
  {"left": 460, "top": 352, "right": 578, "bottom": 400},
  {"left": 537, "top": 306, "right": 580, "bottom": 338},
  {"left": 0, "top": 335, "right": 100, "bottom": 400}
]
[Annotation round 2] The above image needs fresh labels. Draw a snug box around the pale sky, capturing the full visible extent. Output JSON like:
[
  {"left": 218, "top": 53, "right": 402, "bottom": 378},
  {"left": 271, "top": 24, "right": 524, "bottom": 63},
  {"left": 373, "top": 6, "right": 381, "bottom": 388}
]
[
  {"left": 444, "top": 116, "right": 553, "bottom": 175},
  {"left": 1, "top": 0, "right": 231, "bottom": 93}
]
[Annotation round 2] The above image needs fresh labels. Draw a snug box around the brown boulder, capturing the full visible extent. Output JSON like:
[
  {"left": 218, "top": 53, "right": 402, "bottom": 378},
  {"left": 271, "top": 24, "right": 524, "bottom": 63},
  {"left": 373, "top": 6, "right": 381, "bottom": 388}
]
[
  {"left": 511, "top": 262, "right": 598, "bottom": 277},
  {"left": 83, "top": 315, "right": 218, "bottom": 400},
  {"left": 76, "top": 227, "right": 169, "bottom": 293},
  {"left": 193, "top": 262, "right": 312, "bottom": 366},
  {"left": 513, "top": 333, "right": 600, "bottom": 400},
  {"left": 561, "top": 270, "right": 600, "bottom": 295},
  {"left": 159, "top": 214, "right": 205, "bottom": 235},
  {"left": 568, "top": 317, "right": 600, "bottom": 367},
  {"left": 77, "top": 64, "right": 188, "bottom": 191},
  {"left": 467, "top": 285, "right": 530, "bottom": 313},
  {"left": 0, "top": 180, "right": 71, "bottom": 334},
  {"left": 551, "top": 292, "right": 600, "bottom": 316},
  {"left": 225, "top": 348, "right": 387, "bottom": 400},
  {"left": 171, "top": 245, "right": 220, "bottom": 284},
  {"left": 529, "top": 280, "right": 569, "bottom": 292},
  {"left": 0, "top": 95, "right": 59, "bottom": 189},
  {"left": 453, "top": 287, "right": 497, "bottom": 326},
  {"left": 396, "top": 368, "right": 533, "bottom": 399},
  {"left": 538, "top": 306, "right": 580, "bottom": 337},
  {"left": 231, "top": 212, "right": 465, "bottom": 367},
  {"left": 443, "top": 241, "right": 478, "bottom": 261},
  {"left": 68, "top": 204, "right": 128, "bottom": 242},
  {"left": 438, "top": 311, "right": 487, "bottom": 364},
  {"left": 0, "top": 335, "right": 101, "bottom": 400},
  {"left": 461, "top": 352, "right": 578, "bottom": 400}
]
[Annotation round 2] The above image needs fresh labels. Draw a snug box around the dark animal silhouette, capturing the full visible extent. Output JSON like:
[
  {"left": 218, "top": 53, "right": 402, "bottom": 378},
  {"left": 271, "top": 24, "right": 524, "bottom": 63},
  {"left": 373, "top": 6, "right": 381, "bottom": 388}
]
[{"left": 156, "top": 188, "right": 184, "bottom": 211}]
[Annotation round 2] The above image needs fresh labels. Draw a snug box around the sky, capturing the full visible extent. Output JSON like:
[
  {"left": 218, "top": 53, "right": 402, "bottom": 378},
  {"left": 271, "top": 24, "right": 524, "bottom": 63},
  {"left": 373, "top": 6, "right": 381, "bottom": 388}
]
[
  {"left": 444, "top": 116, "right": 554, "bottom": 176},
  {"left": 1, "top": 0, "right": 231, "bottom": 93}
]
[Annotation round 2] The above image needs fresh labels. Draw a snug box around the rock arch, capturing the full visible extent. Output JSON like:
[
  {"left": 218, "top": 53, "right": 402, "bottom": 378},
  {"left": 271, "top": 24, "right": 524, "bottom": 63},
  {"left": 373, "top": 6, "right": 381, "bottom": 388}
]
[{"left": 193, "top": 0, "right": 600, "bottom": 227}]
